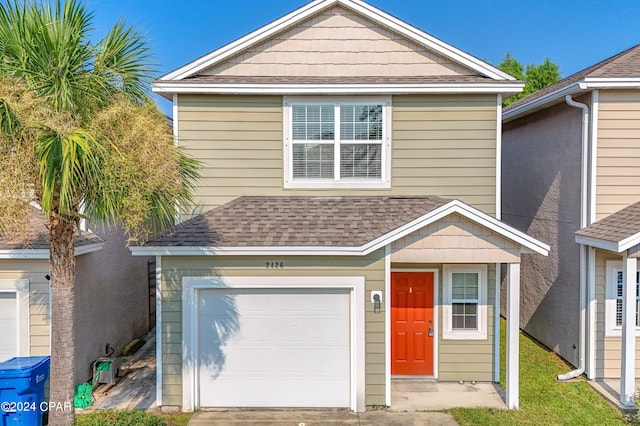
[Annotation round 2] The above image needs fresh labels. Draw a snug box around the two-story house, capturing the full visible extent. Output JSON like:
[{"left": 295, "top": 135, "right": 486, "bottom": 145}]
[
  {"left": 502, "top": 44, "right": 640, "bottom": 408},
  {"left": 132, "top": 0, "right": 548, "bottom": 412}
]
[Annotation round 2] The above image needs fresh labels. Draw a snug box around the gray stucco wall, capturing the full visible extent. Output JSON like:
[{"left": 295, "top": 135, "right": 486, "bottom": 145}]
[
  {"left": 501, "top": 98, "right": 586, "bottom": 366},
  {"left": 74, "top": 227, "right": 152, "bottom": 382}
]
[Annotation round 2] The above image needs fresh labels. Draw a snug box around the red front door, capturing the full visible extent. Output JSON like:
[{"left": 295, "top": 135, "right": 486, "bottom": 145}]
[{"left": 391, "top": 272, "right": 434, "bottom": 375}]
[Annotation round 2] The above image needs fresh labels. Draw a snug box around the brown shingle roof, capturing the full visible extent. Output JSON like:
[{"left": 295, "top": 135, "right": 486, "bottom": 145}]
[
  {"left": 147, "top": 196, "right": 452, "bottom": 247},
  {"left": 167, "top": 75, "right": 511, "bottom": 85},
  {"left": 0, "top": 208, "right": 103, "bottom": 250},
  {"left": 576, "top": 201, "right": 640, "bottom": 244},
  {"left": 504, "top": 43, "right": 640, "bottom": 112}
]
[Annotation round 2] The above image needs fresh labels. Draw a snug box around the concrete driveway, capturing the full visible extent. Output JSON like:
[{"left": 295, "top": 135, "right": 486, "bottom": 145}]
[
  {"left": 187, "top": 409, "right": 459, "bottom": 425},
  {"left": 79, "top": 332, "right": 493, "bottom": 425}
]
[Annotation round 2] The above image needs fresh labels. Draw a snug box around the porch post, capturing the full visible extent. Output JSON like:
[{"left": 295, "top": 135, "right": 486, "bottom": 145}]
[
  {"left": 620, "top": 253, "right": 638, "bottom": 406},
  {"left": 506, "top": 262, "right": 520, "bottom": 409}
]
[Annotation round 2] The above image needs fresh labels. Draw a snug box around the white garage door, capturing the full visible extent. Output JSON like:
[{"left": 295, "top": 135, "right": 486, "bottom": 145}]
[
  {"left": 197, "top": 288, "right": 351, "bottom": 408},
  {"left": 0, "top": 292, "right": 17, "bottom": 362}
]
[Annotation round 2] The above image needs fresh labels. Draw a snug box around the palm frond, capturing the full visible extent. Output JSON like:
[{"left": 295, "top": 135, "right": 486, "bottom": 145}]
[
  {"left": 93, "top": 20, "right": 154, "bottom": 104},
  {"left": 36, "top": 127, "right": 103, "bottom": 218}
]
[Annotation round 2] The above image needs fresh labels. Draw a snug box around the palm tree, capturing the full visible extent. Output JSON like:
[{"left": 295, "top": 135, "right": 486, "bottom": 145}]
[{"left": 0, "top": 1, "right": 198, "bottom": 424}]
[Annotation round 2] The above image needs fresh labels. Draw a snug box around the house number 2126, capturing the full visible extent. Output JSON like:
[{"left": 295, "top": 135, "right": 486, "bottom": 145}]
[{"left": 265, "top": 262, "right": 284, "bottom": 269}]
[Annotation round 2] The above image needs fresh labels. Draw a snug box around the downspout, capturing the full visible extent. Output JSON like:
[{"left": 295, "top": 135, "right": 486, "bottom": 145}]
[{"left": 557, "top": 94, "right": 589, "bottom": 381}]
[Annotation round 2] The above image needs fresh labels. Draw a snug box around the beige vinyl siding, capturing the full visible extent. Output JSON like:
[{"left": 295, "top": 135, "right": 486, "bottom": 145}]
[
  {"left": 0, "top": 260, "right": 50, "bottom": 356},
  {"left": 178, "top": 94, "right": 498, "bottom": 216},
  {"left": 392, "top": 95, "right": 497, "bottom": 216},
  {"left": 160, "top": 252, "right": 386, "bottom": 407},
  {"left": 439, "top": 263, "right": 496, "bottom": 381},
  {"left": 178, "top": 95, "right": 283, "bottom": 212},
  {"left": 390, "top": 213, "right": 520, "bottom": 264},
  {"left": 202, "top": 6, "right": 472, "bottom": 78},
  {"left": 594, "top": 250, "right": 640, "bottom": 378},
  {"left": 596, "top": 90, "right": 640, "bottom": 219}
]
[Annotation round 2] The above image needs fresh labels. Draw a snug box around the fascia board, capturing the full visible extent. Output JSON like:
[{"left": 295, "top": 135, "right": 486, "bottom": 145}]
[
  {"left": 161, "top": 0, "right": 512, "bottom": 82},
  {"left": 0, "top": 242, "right": 104, "bottom": 259},
  {"left": 132, "top": 201, "right": 550, "bottom": 257},
  {"left": 130, "top": 246, "right": 367, "bottom": 256},
  {"left": 575, "top": 231, "right": 640, "bottom": 253},
  {"left": 161, "top": 0, "right": 335, "bottom": 81},
  {"left": 152, "top": 82, "right": 524, "bottom": 95},
  {"left": 575, "top": 234, "right": 621, "bottom": 253},
  {"left": 74, "top": 242, "right": 105, "bottom": 256},
  {"left": 583, "top": 78, "right": 640, "bottom": 88},
  {"left": 0, "top": 249, "right": 49, "bottom": 259},
  {"left": 502, "top": 82, "right": 585, "bottom": 121},
  {"left": 619, "top": 232, "right": 640, "bottom": 252}
]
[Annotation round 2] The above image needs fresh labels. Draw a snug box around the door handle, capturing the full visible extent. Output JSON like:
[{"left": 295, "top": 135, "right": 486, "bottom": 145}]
[{"left": 428, "top": 327, "right": 434, "bottom": 337}]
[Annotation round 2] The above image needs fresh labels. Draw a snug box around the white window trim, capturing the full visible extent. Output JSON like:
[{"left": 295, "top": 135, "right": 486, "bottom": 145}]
[
  {"left": 605, "top": 260, "right": 640, "bottom": 337},
  {"left": 283, "top": 96, "right": 392, "bottom": 189},
  {"left": 0, "top": 279, "right": 30, "bottom": 357},
  {"left": 442, "top": 264, "right": 487, "bottom": 340}
]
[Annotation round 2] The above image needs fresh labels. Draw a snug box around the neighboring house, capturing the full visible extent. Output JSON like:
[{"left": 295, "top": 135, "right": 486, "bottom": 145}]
[
  {"left": 133, "top": 0, "right": 548, "bottom": 412},
  {"left": 0, "top": 207, "right": 152, "bottom": 383},
  {"left": 502, "top": 44, "right": 640, "bottom": 407}
]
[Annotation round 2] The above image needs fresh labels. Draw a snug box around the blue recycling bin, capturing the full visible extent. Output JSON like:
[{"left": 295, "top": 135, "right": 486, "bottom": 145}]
[{"left": 0, "top": 356, "right": 50, "bottom": 426}]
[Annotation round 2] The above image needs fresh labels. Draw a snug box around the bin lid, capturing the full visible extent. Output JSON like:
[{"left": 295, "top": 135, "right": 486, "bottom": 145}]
[{"left": 0, "top": 356, "right": 50, "bottom": 378}]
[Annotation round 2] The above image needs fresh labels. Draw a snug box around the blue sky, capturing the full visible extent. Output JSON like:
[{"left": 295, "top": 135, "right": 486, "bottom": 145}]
[{"left": 86, "top": 0, "right": 640, "bottom": 115}]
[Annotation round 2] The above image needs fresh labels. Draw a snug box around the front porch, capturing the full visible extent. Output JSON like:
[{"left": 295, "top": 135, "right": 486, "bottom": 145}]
[{"left": 391, "top": 378, "right": 506, "bottom": 411}]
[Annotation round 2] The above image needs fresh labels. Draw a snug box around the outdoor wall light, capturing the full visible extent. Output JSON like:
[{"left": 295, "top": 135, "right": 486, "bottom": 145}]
[{"left": 371, "top": 291, "right": 382, "bottom": 314}]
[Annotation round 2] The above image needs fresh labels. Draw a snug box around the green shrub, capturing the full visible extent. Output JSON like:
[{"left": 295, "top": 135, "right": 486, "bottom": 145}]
[{"left": 74, "top": 410, "right": 167, "bottom": 426}]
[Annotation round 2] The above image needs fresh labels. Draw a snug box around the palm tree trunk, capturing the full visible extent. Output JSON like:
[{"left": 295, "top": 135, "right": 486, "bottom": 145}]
[{"left": 48, "top": 215, "right": 76, "bottom": 426}]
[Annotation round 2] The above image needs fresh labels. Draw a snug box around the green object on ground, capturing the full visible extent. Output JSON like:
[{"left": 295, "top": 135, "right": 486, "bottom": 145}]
[
  {"left": 94, "top": 361, "right": 111, "bottom": 376},
  {"left": 72, "top": 360, "right": 113, "bottom": 409},
  {"left": 74, "top": 382, "right": 93, "bottom": 409}
]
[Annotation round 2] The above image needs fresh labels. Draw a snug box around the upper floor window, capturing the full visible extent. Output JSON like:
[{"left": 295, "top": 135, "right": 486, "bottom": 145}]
[
  {"left": 606, "top": 260, "right": 640, "bottom": 336},
  {"left": 284, "top": 97, "right": 391, "bottom": 189}
]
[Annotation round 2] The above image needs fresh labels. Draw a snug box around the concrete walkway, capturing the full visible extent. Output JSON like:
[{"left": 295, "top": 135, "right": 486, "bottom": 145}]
[{"left": 188, "top": 410, "right": 459, "bottom": 425}]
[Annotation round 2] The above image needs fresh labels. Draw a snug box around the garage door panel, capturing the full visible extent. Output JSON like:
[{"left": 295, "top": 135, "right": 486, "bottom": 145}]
[
  {"left": 198, "top": 288, "right": 350, "bottom": 407},
  {"left": 0, "top": 292, "right": 17, "bottom": 362}
]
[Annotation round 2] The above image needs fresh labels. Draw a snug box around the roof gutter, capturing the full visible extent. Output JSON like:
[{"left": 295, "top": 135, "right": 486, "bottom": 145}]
[
  {"left": 558, "top": 94, "right": 590, "bottom": 381},
  {"left": 503, "top": 83, "right": 584, "bottom": 122}
]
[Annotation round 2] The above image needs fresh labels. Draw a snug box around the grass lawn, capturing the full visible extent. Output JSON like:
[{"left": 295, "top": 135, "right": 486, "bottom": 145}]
[
  {"left": 449, "top": 318, "right": 634, "bottom": 425},
  {"left": 74, "top": 410, "right": 192, "bottom": 426}
]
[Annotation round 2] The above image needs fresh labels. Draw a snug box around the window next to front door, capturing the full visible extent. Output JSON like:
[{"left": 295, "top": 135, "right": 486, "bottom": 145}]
[
  {"left": 442, "top": 264, "right": 487, "bottom": 340},
  {"left": 605, "top": 260, "right": 640, "bottom": 337},
  {"left": 283, "top": 97, "right": 391, "bottom": 189}
]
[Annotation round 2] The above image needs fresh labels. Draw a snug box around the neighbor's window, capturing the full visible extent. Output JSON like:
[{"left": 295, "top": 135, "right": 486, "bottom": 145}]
[
  {"left": 606, "top": 260, "right": 640, "bottom": 336},
  {"left": 443, "top": 265, "right": 487, "bottom": 340},
  {"left": 285, "top": 98, "right": 390, "bottom": 188}
]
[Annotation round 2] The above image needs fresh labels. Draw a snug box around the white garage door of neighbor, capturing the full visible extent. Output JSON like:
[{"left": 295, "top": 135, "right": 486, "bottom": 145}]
[
  {"left": 0, "top": 292, "right": 18, "bottom": 362},
  {"left": 197, "top": 288, "right": 351, "bottom": 408}
]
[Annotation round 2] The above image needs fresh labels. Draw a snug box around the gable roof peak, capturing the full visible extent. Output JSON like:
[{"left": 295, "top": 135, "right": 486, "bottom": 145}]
[{"left": 159, "top": 0, "right": 515, "bottom": 82}]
